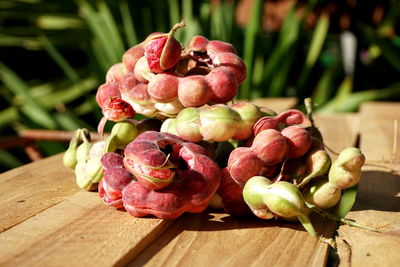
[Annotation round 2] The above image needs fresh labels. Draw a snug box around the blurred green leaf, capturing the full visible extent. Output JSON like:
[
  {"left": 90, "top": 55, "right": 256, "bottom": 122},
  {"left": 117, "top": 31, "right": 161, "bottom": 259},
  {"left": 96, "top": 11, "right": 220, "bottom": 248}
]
[
  {"left": 318, "top": 82, "right": 400, "bottom": 113},
  {"left": 361, "top": 25, "right": 400, "bottom": 71},
  {"left": 0, "top": 150, "right": 23, "bottom": 169},
  {"left": 297, "top": 12, "right": 330, "bottom": 95},
  {"left": 240, "top": 0, "right": 263, "bottom": 99},
  {"left": 0, "top": 62, "right": 57, "bottom": 129},
  {"left": 98, "top": 1, "right": 125, "bottom": 55},
  {"left": 119, "top": 0, "right": 138, "bottom": 46},
  {"left": 79, "top": 0, "right": 120, "bottom": 66},
  {"left": 36, "top": 15, "right": 85, "bottom": 30},
  {"left": 39, "top": 35, "right": 81, "bottom": 84},
  {"left": 263, "top": 5, "right": 300, "bottom": 97},
  {"left": 54, "top": 111, "right": 94, "bottom": 131},
  {"left": 336, "top": 186, "right": 358, "bottom": 218},
  {"left": 311, "top": 63, "right": 340, "bottom": 106}
]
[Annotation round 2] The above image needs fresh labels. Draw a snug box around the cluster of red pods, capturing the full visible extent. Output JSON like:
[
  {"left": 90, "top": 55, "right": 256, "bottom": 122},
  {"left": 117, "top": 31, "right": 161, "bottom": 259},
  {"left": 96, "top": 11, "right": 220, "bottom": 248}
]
[{"left": 75, "top": 23, "right": 365, "bottom": 227}]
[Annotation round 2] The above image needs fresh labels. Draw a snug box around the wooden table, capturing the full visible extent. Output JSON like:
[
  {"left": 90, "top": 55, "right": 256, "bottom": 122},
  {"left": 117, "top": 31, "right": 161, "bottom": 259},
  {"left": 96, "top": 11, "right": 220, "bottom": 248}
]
[{"left": 1, "top": 100, "right": 399, "bottom": 266}]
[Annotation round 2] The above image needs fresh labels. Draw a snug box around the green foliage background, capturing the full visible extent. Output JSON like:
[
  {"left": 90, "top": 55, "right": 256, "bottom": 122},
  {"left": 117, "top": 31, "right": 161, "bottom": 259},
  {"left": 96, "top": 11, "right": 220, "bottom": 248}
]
[{"left": 1, "top": 0, "right": 399, "bottom": 171}]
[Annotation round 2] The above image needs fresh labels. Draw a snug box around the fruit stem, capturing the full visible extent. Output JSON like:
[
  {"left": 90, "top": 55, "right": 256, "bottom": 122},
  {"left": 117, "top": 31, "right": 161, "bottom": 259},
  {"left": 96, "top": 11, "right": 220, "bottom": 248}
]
[
  {"left": 305, "top": 202, "right": 380, "bottom": 232},
  {"left": 297, "top": 213, "right": 318, "bottom": 237},
  {"left": 169, "top": 20, "right": 186, "bottom": 37}
]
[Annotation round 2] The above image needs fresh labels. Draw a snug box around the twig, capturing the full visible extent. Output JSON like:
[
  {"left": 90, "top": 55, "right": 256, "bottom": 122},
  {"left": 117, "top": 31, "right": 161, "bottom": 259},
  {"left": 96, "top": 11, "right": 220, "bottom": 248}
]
[
  {"left": 392, "top": 119, "right": 398, "bottom": 163},
  {"left": 19, "top": 129, "right": 104, "bottom": 142},
  {"left": 305, "top": 202, "right": 380, "bottom": 233},
  {"left": 24, "top": 142, "right": 43, "bottom": 161}
]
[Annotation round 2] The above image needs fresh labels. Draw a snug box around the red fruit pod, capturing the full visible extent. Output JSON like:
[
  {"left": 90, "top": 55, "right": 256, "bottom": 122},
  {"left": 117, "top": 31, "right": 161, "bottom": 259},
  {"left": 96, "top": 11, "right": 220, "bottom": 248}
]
[
  {"left": 211, "top": 52, "right": 246, "bottom": 84},
  {"left": 275, "top": 109, "right": 312, "bottom": 128},
  {"left": 95, "top": 83, "right": 121, "bottom": 109},
  {"left": 184, "top": 35, "right": 209, "bottom": 54},
  {"left": 105, "top": 63, "right": 127, "bottom": 84},
  {"left": 120, "top": 83, "right": 158, "bottom": 117},
  {"left": 147, "top": 73, "right": 179, "bottom": 102},
  {"left": 206, "top": 67, "right": 239, "bottom": 103},
  {"left": 253, "top": 117, "right": 279, "bottom": 136},
  {"left": 144, "top": 22, "right": 184, "bottom": 73},
  {"left": 102, "top": 97, "right": 135, "bottom": 122},
  {"left": 206, "top": 40, "right": 237, "bottom": 54},
  {"left": 145, "top": 36, "right": 182, "bottom": 73},
  {"left": 134, "top": 56, "right": 155, "bottom": 83},
  {"left": 177, "top": 75, "right": 211, "bottom": 107},
  {"left": 227, "top": 147, "right": 263, "bottom": 186},
  {"left": 122, "top": 44, "right": 145, "bottom": 72},
  {"left": 251, "top": 129, "right": 288, "bottom": 165},
  {"left": 99, "top": 152, "right": 133, "bottom": 209},
  {"left": 281, "top": 125, "right": 312, "bottom": 159},
  {"left": 119, "top": 131, "right": 221, "bottom": 219},
  {"left": 217, "top": 168, "right": 252, "bottom": 216}
]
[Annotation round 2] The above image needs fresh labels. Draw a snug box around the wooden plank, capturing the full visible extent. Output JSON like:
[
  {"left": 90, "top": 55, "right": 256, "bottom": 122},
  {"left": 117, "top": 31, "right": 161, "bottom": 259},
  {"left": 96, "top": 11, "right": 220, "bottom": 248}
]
[
  {"left": 336, "top": 102, "right": 400, "bottom": 267},
  {"left": 0, "top": 153, "right": 79, "bottom": 232},
  {"left": 249, "top": 97, "right": 297, "bottom": 112},
  {"left": 358, "top": 102, "right": 400, "bottom": 162},
  {"left": 314, "top": 113, "right": 361, "bottom": 159},
  {"left": 130, "top": 212, "right": 330, "bottom": 267},
  {"left": 130, "top": 113, "right": 361, "bottom": 267},
  {"left": 0, "top": 191, "right": 173, "bottom": 267}
]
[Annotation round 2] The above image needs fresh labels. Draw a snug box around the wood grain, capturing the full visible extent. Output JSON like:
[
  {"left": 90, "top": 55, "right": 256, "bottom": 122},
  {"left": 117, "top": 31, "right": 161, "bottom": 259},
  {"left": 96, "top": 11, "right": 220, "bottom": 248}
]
[
  {"left": 336, "top": 102, "right": 400, "bottom": 267},
  {"left": 130, "top": 212, "right": 332, "bottom": 267},
  {"left": 0, "top": 153, "right": 79, "bottom": 232},
  {"left": 358, "top": 102, "right": 400, "bottom": 162},
  {"left": 249, "top": 97, "right": 297, "bottom": 112},
  {"left": 0, "top": 191, "right": 173, "bottom": 267},
  {"left": 129, "top": 113, "right": 360, "bottom": 267}
]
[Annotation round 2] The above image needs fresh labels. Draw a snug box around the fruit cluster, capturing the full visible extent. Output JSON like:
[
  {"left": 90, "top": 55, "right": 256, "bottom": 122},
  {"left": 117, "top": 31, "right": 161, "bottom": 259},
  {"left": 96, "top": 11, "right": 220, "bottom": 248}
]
[
  {"left": 95, "top": 22, "right": 246, "bottom": 120},
  {"left": 64, "top": 24, "right": 368, "bottom": 242}
]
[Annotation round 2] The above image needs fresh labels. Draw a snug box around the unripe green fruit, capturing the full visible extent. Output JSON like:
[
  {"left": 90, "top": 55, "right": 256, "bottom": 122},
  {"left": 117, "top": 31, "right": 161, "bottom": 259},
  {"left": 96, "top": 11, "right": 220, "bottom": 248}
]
[
  {"left": 263, "top": 181, "right": 304, "bottom": 218},
  {"left": 110, "top": 121, "right": 138, "bottom": 147},
  {"left": 160, "top": 118, "right": 177, "bottom": 135},
  {"left": 329, "top": 147, "right": 365, "bottom": 189},
  {"left": 76, "top": 142, "right": 92, "bottom": 162},
  {"left": 297, "top": 149, "right": 331, "bottom": 188},
  {"left": 243, "top": 176, "right": 274, "bottom": 219},
  {"left": 199, "top": 105, "right": 242, "bottom": 142},
  {"left": 85, "top": 157, "right": 103, "bottom": 183},
  {"left": 175, "top": 107, "right": 202, "bottom": 142},
  {"left": 304, "top": 178, "right": 342, "bottom": 209},
  {"left": 63, "top": 146, "right": 78, "bottom": 170}
]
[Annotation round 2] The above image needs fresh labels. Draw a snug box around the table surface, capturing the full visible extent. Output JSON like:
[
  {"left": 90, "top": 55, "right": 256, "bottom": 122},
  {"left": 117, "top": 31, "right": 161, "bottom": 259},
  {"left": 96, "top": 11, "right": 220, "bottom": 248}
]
[{"left": 0, "top": 99, "right": 399, "bottom": 267}]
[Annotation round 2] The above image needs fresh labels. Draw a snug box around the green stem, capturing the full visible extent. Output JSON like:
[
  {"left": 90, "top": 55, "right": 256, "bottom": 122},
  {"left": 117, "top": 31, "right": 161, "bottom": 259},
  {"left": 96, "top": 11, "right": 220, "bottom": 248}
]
[
  {"left": 305, "top": 202, "right": 380, "bottom": 232},
  {"left": 297, "top": 211, "right": 336, "bottom": 248},
  {"left": 297, "top": 213, "right": 317, "bottom": 237}
]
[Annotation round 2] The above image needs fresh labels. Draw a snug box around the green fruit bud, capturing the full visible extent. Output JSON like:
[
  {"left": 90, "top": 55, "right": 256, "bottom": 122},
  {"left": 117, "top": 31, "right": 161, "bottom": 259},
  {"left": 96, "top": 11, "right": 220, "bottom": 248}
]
[
  {"left": 76, "top": 141, "right": 92, "bottom": 162},
  {"left": 160, "top": 118, "right": 178, "bottom": 135},
  {"left": 85, "top": 157, "right": 103, "bottom": 184},
  {"left": 243, "top": 176, "right": 274, "bottom": 219},
  {"left": 329, "top": 147, "right": 365, "bottom": 189},
  {"left": 63, "top": 147, "right": 78, "bottom": 170},
  {"left": 63, "top": 129, "right": 83, "bottom": 170},
  {"left": 75, "top": 161, "right": 90, "bottom": 189},
  {"left": 244, "top": 176, "right": 318, "bottom": 238},
  {"left": 263, "top": 181, "right": 304, "bottom": 218},
  {"left": 110, "top": 121, "right": 138, "bottom": 147},
  {"left": 231, "top": 102, "right": 262, "bottom": 140},
  {"left": 297, "top": 149, "right": 331, "bottom": 188},
  {"left": 175, "top": 107, "right": 202, "bottom": 142},
  {"left": 304, "top": 177, "right": 342, "bottom": 209},
  {"left": 199, "top": 105, "right": 241, "bottom": 142}
]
